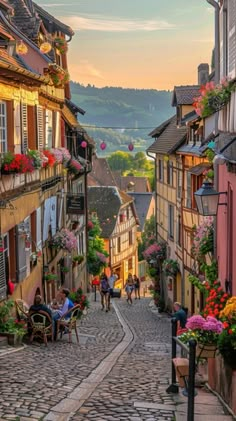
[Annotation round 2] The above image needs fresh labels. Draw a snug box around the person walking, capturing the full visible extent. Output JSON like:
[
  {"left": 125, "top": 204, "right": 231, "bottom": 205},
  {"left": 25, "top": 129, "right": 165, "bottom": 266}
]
[
  {"left": 173, "top": 302, "right": 188, "bottom": 335},
  {"left": 133, "top": 274, "right": 140, "bottom": 299},
  {"left": 125, "top": 273, "right": 134, "bottom": 304},
  {"left": 100, "top": 273, "right": 110, "bottom": 312},
  {"left": 108, "top": 270, "right": 118, "bottom": 310}
]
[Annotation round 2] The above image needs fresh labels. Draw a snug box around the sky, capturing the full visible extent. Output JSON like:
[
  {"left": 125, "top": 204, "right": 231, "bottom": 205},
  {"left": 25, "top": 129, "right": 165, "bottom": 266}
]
[{"left": 38, "top": 0, "right": 214, "bottom": 90}]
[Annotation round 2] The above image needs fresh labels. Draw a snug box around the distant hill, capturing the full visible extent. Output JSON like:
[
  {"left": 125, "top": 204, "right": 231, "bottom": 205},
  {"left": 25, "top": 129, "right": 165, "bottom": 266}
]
[{"left": 70, "top": 82, "right": 173, "bottom": 154}]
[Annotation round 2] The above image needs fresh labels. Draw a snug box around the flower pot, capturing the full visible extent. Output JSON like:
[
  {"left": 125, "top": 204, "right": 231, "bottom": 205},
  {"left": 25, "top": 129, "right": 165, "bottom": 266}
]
[{"left": 196, "top": 343, "right": 217, "bottom": 359}]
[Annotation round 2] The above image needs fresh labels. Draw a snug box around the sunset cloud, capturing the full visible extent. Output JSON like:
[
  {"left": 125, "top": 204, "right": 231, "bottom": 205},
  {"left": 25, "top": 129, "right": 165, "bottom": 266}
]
[
  {"left": 61, "top": 14, "right": 175, "bottom": 32},
  {"left": 70, "top": 60, "right": 105, "bottom": 81}
]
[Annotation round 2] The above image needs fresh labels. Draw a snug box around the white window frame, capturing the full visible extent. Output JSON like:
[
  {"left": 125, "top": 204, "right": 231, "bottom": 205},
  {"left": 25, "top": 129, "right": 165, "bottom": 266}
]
[
  {"left": 168, "top": 204, "right": 174, "bottom": 240},
  {"left": 158, "top": 159, "right": 164, "bottom": 182},
  {"left": 45, "top": 109, "right": 53, "bottom": 149}
]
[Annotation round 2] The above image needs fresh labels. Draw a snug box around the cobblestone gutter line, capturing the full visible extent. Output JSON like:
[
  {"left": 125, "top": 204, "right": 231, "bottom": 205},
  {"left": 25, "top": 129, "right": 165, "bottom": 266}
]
[{"left": 44, "top": 301, "right": 134, "bottom": 421}]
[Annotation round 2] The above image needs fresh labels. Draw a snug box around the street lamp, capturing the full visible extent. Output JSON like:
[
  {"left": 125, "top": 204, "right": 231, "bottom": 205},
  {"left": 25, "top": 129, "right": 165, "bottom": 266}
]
[{"left": 194, "top": 181, "right": 227, "bottom": 216}]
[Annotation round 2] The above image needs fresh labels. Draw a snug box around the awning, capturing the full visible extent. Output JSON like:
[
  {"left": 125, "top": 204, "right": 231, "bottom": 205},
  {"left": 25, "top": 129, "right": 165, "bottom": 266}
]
[{"left": 188, "top": 163, "right": 211, "bottom": 176}]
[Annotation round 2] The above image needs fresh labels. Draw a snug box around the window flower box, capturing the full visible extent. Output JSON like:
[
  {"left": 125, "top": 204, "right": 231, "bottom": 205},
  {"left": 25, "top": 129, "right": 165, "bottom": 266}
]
[
  {"left": 47, "top": 63, "right": 70, "bottom": 87},
  {"left": 54, "top": 37, "right": 68, "bottom": 54}
]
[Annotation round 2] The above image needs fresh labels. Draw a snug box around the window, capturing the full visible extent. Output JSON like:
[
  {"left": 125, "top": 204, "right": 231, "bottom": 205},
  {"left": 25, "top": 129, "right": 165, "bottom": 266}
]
[
  {"left": 45, "top": 109, "right": 53, "bottom": 148},
  {"left": 167, "top": 161, "right": 173, "bottom": 185},
  {"left": 177, "top": 166, "right": 182, "bottom": 199},
  {"left": 0, "top": 236, "right": 7, "bottom": 300},
  {"left": 129, "top": 230, "right": 133, "bottom": 246},
  {"left": 128, "top": 258, "right": 132, "bottom": 270},
  {"left": 117, "top": 237, "right": 121, "bottom": 253},
  {"left": 168, "top": 204, "right": 174, "bottom": 240},
  {"left": 126, "top": 207, "right": 130, "bottom": 220},
  {"left": 186, "top": 172, "right": 192, "bottom": 208},
  {"left": 158, "top": 159, "right": 164, "bottom": 181},
  {"left": 21, "top": 103, "right": 28, "bottom": 153},
  {"left": 0, "top": 101, "right": 7, "bottom": 153},
  {"left": 177, "top": 214, "right": 182, "bottom": 247}
]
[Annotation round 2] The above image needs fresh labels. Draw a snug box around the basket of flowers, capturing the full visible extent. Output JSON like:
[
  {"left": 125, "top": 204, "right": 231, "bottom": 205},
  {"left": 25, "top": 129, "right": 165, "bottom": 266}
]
[
  {"left": 48, "top": 229, "right": 77, "bottom": 253},
  {"left": 218, "top": 296, "right": 236, "bottom": 369},
  {"left": 1, "top": 152, "right": 34, "bottom": 174},
  {"left": 179, "top": 315, "right": 223, "bottom": 359},
  {"left": 54, "top": 37, "right": 68, "bottom": 54}
]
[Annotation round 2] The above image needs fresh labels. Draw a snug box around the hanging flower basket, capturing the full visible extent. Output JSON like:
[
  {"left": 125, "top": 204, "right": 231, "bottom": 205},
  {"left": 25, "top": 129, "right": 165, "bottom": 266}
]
[
  {"left": 196, "top": 343, "right": 217, "bottom": 359},
  {"left": 54, "top": 37, "right": 68, "bottom": 54},
  {"left": 47, "top": 63, "right": 70, "bottom": 87},
  {"left": 48, "top": 229, "right": 78, "bottom": 253},
  {"left": 66, "top": 159, "right": 83, "bottom": 175}
]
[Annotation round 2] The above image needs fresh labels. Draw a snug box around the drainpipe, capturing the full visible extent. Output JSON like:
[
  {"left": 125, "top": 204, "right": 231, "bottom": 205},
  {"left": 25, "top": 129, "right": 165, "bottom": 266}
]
[
  {"left": 206, "top": 0, "right": 220, "bottom": 260},
  {"left": 206, "top": 0, "right": 220, "bottom": 84},
  {"left": 146, "top": 151, "right": 157, "bottom": 239}
]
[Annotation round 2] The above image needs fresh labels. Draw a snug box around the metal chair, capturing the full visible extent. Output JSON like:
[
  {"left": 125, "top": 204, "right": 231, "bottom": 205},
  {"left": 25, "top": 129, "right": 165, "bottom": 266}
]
[
  {"left": 29, "top": 310, "right": 53, "bottom": 346},
  {"left": 56, "top": 304, "right": 81, "bottom": 343}
]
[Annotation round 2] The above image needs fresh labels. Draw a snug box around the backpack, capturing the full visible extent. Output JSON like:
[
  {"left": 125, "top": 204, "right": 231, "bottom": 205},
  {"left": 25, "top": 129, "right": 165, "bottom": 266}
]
[{"left": 101, "top": 278, "right": 108, "bottom": 291}]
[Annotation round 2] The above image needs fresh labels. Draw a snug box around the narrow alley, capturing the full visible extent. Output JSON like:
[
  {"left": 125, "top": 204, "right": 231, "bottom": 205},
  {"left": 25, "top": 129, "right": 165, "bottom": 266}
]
[{"left": 0, "top": 298, "right": 232, "bottom": 421}]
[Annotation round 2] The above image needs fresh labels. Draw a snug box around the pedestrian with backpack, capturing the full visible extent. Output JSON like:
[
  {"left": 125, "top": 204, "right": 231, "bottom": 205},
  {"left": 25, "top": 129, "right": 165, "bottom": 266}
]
[{"left": 100, "top": 273, "right": 110, "bottom": 312}]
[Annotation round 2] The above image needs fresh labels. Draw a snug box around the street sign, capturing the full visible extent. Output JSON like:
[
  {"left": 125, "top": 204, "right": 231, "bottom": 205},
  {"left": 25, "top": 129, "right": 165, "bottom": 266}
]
[{"left": 66, "top": 194, "right": 85, "bottom": 215}]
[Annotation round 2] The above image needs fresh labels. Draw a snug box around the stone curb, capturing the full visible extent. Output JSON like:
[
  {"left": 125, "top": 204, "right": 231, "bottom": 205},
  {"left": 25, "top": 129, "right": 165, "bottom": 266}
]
[
  {"left": 44, "top": 300, "right": 134, "bottom": 421},
  {"left": 0, "top": 343, "right": 26, "bottom": 358}
]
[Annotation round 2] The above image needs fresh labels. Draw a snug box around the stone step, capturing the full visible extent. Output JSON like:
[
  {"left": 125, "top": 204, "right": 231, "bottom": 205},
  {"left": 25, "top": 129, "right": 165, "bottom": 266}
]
[{"left": 0, "top": 336, "right": 8, "bottom": 347}]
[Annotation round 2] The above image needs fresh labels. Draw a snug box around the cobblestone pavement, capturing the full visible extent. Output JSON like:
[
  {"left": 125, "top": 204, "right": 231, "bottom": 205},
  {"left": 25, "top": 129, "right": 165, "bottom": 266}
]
[
  {"left": 71, "top": 298, "right": 175, "bottom": 421},
  {"left": 0, "top": 297, "right": 232, "bottom": 421},
  {"left": 0, "top": 299, "right": 123, "bottom": 420}
]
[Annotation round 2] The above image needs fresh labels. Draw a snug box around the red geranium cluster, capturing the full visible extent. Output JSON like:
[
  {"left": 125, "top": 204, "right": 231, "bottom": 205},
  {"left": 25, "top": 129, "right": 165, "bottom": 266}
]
[
  {"left": 202, "top": 280, "right": 229, "bottom": 318},
  {"left": 43, "top": 150, "right": 56, "bottom": 167},
  {"left": 3, "top": 154, "right": 34, "bottom": 173}
]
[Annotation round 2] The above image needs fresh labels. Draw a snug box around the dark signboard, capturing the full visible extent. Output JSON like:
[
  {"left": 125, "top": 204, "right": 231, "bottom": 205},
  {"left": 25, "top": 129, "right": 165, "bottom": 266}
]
[{"left": 66, "top": 194, "right": 85, "bottom": 215}]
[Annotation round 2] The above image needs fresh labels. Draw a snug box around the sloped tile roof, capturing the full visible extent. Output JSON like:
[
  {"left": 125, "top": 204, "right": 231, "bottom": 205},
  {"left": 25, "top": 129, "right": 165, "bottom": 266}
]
[
  {"left": 147, "top": 116, "right": 187, "bottom": 155},
  {"left": 8, "top": 0, "right": 41, "bottom": 39},
  {"left": 172, "top": 85, "right": 200, "bottom": 106},
  {"left": 113, "top": 173, "right": 151, "bottom": 193},
  {"left": 33, "top": 2, "right": 74, "bottom": 36},
  {"left": 127, "top": 192, "right": 154, "bottom": 232},
  {"left": 88, "top": 156, "right": 117, "bottom": 187},
  {"left": 88, "top": 186, "right": 133, "bottom": 238}
]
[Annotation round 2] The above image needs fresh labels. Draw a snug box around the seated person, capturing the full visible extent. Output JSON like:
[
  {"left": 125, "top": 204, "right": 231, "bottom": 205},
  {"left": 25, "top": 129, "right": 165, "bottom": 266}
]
[
  {"left": 173, "top": 302, "right": 187, "bottom": 334},
  {"left": 52, "top": 288, "right": 74, "bottom": 339},
  {"left": 29, "top": 295, "right": 52, "bottom": 318}
]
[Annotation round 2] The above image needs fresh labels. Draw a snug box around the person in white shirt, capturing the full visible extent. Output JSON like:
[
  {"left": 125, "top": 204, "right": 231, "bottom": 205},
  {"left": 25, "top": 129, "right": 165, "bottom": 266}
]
[{"left": 108, "top": 271, "right": 118, "bottom": 310}]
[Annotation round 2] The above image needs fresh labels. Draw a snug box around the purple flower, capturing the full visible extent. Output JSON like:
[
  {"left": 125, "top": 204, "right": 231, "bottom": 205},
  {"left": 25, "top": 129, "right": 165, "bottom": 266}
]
[{"left": 186, "top": 315, "right": 206, "bottom": 330}]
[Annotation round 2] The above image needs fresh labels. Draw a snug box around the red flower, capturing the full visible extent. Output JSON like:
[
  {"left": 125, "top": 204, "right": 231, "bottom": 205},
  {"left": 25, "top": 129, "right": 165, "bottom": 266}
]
[{"left": 229, "top": 329, "right": 233, "bottom": 335}]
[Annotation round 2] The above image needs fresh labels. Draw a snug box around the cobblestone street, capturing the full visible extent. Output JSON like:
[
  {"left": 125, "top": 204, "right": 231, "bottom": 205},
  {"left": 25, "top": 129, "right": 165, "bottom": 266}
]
[{"left": 0, "top": 297, "right": 232, "bottom": 421}]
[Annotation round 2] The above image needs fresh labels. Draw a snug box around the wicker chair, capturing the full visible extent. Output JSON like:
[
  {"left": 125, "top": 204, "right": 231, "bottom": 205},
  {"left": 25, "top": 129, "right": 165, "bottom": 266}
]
[
  {"left": 29, "top": 310, "right": 53, "bottom": 346},
  {"left": 56, "top": 304, "right": 80, "bottom": 343},
  {"left": 15, "top": 299, "right": 30, "bottom": 321}
]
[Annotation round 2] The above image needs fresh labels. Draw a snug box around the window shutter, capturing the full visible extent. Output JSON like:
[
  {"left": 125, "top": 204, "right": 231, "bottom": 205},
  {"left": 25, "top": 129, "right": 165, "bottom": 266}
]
[
  {"left": 16, "top": 225, "right": 27, "bottom": 281},
  {"left": 43, "top": 198, "right": 51, "bottom": 242},
  {"left": 21, "top": 103, "right": 28, "bottom": 153},
  {"left": 54, "top": 111, "right": 61, "bottom": 148},
  {"left": 228, "top": 0, "right": 236, "bottom": 79},
  {"left": 50, "top": 196, "right": 57, "bottom": 237},
  {"left": 37, "top": 105, "right": 45, "bottom": 151},
  {"left": 14, "top": 101, "right": 21, "bottom": 153},
  {"left": 57, "top": 195, "right": 64, "bottom": 230},
  {"left": 36, "top": 207, "right": 42, "bottom": 250},
  {"left": 0, "top": 236, "right": 6, "bottom": 300}
]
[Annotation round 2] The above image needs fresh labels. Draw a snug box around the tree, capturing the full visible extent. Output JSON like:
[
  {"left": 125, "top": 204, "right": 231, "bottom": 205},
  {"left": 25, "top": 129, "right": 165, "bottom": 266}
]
[
  {"left": 138, "top": 215, "right": 156, "bottom": 261},
  {"left": 87, "top": 216, "right": 109, "bottom": 276},
  {"left": 107, "top": 151, "right": 133, "bottom": 171},
  {"left": 134, "top": 152, "right": 147, "bottom": 169}
]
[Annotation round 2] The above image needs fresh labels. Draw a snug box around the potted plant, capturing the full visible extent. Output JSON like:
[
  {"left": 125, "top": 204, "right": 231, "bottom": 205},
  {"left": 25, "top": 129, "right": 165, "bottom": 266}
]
[
  {"left": 0, "top": 301, "right": 27, "bottom": 346},
  {"left": 162, "top": 259, "right": 179, "bottom": 276},
  {"left": 44, "top": 273, "right": 58, "bottom": 281},
  {"left": 1, "top": 152, "right": 34, "bottom": 174},
  {"left": 49, "top": 229, "right": 78, "bottom": 253},
  {"left": 26, "top": 150, "right": 43, "bottom": 169},
  {"left": 193, "top": 79, "right": 235, "bottom": 118},
  {"left": 54, "top": 37, "right": 68, "bottom": 54},
  {"left": 66, "top": 159, "right": 83, "bottom": 175},
  {"left": 218, "top": 296, "right": 236, "bottom": 369},
  {"left": 72, "top": 255, "right": 84, "bottom": 265},
  {"left": 61, "top": 266, "right": 70, "bottom": 273},
  {"left": 182, "top": 314, "right": 223, "bottom": 358}
]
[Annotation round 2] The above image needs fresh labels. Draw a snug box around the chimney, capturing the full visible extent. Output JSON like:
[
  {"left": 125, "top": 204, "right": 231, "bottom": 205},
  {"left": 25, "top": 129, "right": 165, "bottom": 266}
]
[{"left": 198, "top": 63, "right": 209, "bottom": 85}]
